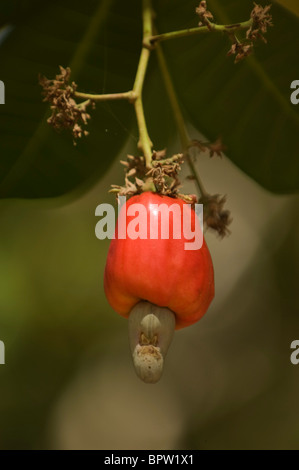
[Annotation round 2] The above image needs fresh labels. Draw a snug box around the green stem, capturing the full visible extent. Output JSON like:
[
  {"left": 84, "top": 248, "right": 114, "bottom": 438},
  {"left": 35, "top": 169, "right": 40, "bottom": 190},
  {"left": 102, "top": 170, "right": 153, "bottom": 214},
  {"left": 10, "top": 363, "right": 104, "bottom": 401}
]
[
  {"left": 74, "top": 90, "right": 136, "bottom": 102},
  {"left": 153, "top": 153, "right": 183, "bottom": 166},
  {"left": 155, "top": 42, "right": 208, "bottom": 198},
  {"left": 132, "top": 0, "right": 154, "bottom": 167},
  {"left": 149, "top": 18, "right": 253, "bottom": 46},
  {"left": 76, "top": 99, "right": 91, "bottom": 109},
  {"left": 73, "top": 0, "right": 155, "bottom": 168},
  {"left": 155, "top": 44, "right": 188, "bottom": 149}
]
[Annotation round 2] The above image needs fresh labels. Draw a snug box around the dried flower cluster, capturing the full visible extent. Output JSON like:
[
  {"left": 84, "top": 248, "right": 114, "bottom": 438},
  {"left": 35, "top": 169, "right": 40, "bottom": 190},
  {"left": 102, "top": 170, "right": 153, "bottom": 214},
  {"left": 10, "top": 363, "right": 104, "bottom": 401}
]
[
  {"left": 121, "top": 154, "right": 147, "bottom": 179},
  {"left": 247, "top": 3, "right": 273, "bottom": 42},
  {"left": 110, "top": 154, "right": 147, "bottom": 197},
  {"left": 196, "top": 1, "right": 214, "bottom": 30},
  {"left": 227, "top": 41, "right": 253, "bottom": 63},
  {"left": 196, "top": 1, "right": 272, "bottom": 64},
  {"left": 228, "top": 3, "right": 273, "bottom": 63},
  {"left": 110, "top": 150, "right": 184, "bottom": 198},
  {"left": 39, "top": 66, "right": 93, "bottom": 144},
  {"left": 186, "top": 141, "right": 231, "bottom": 237},
  {"left": 201, "top": 194, "right": 232, "bottom": 238},
  {"left": 189, "top": 137, "right": 226, "bottom": 158},
  {"left": 147, "top": 151, "right": 184, "bottom": 196}
]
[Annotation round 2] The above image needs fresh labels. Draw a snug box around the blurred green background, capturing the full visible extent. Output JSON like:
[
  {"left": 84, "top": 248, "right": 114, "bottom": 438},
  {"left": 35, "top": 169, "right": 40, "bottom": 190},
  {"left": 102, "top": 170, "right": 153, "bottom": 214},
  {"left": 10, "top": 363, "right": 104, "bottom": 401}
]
[{"left": 0, "top": 0, "right": 299, "bottom": 450}]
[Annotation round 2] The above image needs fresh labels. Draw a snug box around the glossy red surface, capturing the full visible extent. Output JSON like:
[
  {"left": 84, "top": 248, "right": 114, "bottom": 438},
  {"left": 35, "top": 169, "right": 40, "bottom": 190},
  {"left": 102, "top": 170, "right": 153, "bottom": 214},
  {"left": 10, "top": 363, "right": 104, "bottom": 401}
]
[{"left": 104, "top": 192, "right": 214, "bottom": 329}]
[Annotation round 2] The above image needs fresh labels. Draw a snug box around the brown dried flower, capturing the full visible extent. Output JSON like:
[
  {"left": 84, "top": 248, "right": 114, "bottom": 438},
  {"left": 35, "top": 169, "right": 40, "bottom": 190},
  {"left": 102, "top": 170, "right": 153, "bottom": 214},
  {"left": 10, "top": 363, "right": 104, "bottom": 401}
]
[
  {"left": 227, "top": 41, "right": 253, "bottom": 63},
  {"left": 189, "top": 137, "right": 226, "bottom": 158},
  {"left": 227, "top": 4, "right": 272, "bottom": 64},
  {"left": 110, "top": 154, "right": 147, "bottom": 197},
  {"left": 110, "top": 151, "right": 183, "bottom": 198},
  {"left": 196, "top": 1, "right": 214, "bottom": 30},
  {"left": 39, "top": 66, "right": 93, "bottom": 144},
  {"left": 206, "top": 138, "right": 227, "bottom": 158},
  {"left": 152, "top": 149, "right": 167, "bottom": 161},
  {"left": 146, "top": 152, "right": 184, "bottom": 196},
  {"left": 120, "top": 154, "right": 147, "bottom": 180},
  {"left": 201, "top": 194, "right": 232, "bottom": 237},
  {"left": 247, "top": 3, "right": 273, "bottom": 42},
  {"left": 110, "top": 175, "right": 144, "bottom": 198}
]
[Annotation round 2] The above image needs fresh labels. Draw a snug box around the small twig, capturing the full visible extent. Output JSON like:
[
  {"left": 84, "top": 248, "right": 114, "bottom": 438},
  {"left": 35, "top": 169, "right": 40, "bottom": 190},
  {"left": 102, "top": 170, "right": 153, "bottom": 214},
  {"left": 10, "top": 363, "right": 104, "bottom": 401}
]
[
  {"left": 74, "top": 90, "right": 137, "bottom": 102},
  {"left": 149, "top": 19, "right": 253, "bottom": 46},
  {"left": 132, "top": 0, "right": 155, "bottom": 167}
]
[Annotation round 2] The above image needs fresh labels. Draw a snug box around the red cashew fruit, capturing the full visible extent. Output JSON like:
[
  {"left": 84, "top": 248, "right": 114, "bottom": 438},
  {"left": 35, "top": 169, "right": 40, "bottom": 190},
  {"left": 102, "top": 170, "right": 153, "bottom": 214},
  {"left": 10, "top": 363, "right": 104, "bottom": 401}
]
[
  {"left": 104, "top": 191, "right": 214, "bottom": 383},
  {"left": 104, "top": 191, "right": 214, "bottom": 330}
]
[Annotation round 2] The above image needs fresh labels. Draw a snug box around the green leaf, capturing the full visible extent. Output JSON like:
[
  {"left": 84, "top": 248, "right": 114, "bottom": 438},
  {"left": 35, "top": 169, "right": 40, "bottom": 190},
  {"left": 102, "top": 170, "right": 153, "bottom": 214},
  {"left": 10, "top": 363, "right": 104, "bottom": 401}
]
[
  {"left": 276, "top": 0, "right": 299, "bottom": 17},
  {"left": 155, "top": 0, "right": 299, "bottom": 193},
  {"left": 0, "top": 1, "right": 45, "bottom": 26},
  {"left": 0, "top": 0, "right": 141, "bottom": 198},
  {"left": 2, "top": 0, "right": 299, "bottom": 198}
]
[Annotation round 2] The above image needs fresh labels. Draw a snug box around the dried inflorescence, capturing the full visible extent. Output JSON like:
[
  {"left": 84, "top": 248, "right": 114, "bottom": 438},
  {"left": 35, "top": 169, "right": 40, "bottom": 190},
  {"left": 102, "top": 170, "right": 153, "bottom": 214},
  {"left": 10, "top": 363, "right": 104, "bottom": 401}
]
[
  {"left": 196, "top": 1, "right": 214, "bottom": 30},
  {"left": 189, "top": 137, "right": 226, "bottom": 159},
  {"left": 110, "top": 174, "right": 145, "bottom": 197},
  {"left": 227, "top": 3, "right": 273, "bottom": 63},
  {"left": 201, "top": 194, "right": 232, "bottom": 238},
  {"left": 247, "top": 3, "right": 273, "bottom": 42},
  {"left": 147, "top": 151, "right": 184, "bottom": 196},
  {"left": 110, "top": 150, "right": 184, "bottom": 198},
  {"left": 196, "top": 1, "right": 273, "bottom": 64},
  {"left": 39, "top": 66, "right": 93, "bottom": 144},
  {"left": 227, "top": 41, "right": 253, "bottom": 63},
  {"left": 121, "top": 154, "right": 147, "bottom": 181},
  {"left": 110, "top": 154, "right": 147, "bottom": 197},
  {"left": 185, "top": 140, "right": 231, "bottom": 237}
]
